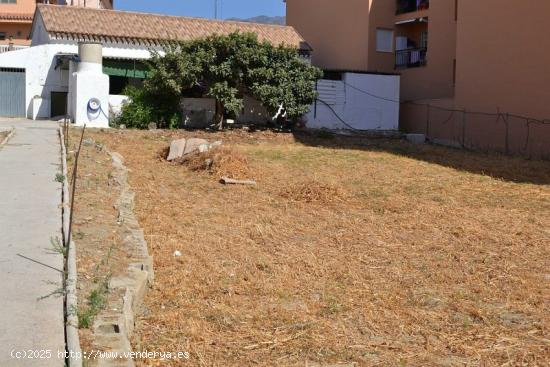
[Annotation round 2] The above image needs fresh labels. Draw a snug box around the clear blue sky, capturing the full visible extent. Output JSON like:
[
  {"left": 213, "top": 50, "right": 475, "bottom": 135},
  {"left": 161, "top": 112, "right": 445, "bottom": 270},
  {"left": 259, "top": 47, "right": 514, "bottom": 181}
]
[{"left": 115, "top": 0, "right": 286, "bottom": 20}]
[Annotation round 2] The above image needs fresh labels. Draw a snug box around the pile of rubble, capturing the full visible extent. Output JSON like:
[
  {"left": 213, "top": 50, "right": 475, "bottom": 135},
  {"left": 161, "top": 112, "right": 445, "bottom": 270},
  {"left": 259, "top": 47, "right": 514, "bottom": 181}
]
[{"left": 166, "top": 138, "right": 222, "bottom": 161}]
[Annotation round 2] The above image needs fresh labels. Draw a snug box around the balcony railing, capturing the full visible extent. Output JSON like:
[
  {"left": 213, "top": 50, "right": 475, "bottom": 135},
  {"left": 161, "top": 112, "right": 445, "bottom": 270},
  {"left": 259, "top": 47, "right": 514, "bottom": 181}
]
[
  {"left": 0, "top": 45, "right": 29, "bottom": 54},
  {"left": 396, "top": 0, "right": 429, "bottom": 15},
  {"left": 395, "top": 48, "right": 427, "bottom": 69}
]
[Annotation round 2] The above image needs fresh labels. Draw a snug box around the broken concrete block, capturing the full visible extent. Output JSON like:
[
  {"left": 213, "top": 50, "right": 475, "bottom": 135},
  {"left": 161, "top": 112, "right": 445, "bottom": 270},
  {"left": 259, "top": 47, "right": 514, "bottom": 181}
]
[
  {"left": 183, "top": 138, "right": 209, "bottom": 155},
  {"left": 167, "top": 138, "right": 187, "bottom": 161},
  {"left": 167, "top": 138, "right": 223, "bottom": 161},
  {"left": 198, "top": 144, "right": 210, "bottom": 153}
]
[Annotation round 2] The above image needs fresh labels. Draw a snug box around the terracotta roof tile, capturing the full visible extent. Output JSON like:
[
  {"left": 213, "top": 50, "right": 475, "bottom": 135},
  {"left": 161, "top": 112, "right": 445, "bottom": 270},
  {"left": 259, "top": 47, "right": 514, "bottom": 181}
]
[
  {"left": 0, "top": 12, "right": 33, "bottom": 22},
  {"left": 36, "top": 5, "right": 309, "bottom": 49}
]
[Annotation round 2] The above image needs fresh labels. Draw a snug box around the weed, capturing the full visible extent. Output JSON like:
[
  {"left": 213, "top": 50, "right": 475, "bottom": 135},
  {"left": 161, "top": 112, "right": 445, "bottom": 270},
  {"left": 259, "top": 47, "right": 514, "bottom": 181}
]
[
  {"left": 48, "top": 236, "right": 67, "bottom": 257},
  {"left": 55, "top": 173, "right": 65, "bottom": 183},
  {"left": 78, "top": 279, "right": 109, "bottom": 329}
]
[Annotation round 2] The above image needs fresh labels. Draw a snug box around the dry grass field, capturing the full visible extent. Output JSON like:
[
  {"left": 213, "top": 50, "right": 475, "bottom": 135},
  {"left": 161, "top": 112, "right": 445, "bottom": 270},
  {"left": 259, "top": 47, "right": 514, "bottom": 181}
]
[{"left": 77, "top": 128, "right": 549, "bottom": 367}]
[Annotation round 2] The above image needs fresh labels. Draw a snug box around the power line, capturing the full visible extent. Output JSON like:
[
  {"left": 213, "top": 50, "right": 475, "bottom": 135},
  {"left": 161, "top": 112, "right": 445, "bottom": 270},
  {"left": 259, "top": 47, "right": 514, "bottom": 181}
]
[
  {"left": 343, "top": 80, "right": 401, "bottom": 104},
  {"left": 338, "top": 80, "right": 550, "bottom": 125},
  {"left": 315, "top": 98, "right": 369, "bottom": 132}
]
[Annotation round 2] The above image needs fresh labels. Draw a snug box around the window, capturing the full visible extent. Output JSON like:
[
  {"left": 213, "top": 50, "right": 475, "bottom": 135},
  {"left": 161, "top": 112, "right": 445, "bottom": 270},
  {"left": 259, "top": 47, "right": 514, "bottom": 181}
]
[
  {"left": 376, "top": 29, "right": 394, "bottom": 53},
  {"left": 0, "top": 33, "right": 6, "bottom": 41},
  {"left": 0, "top": 0, "right": 17, "bottom": 3}
]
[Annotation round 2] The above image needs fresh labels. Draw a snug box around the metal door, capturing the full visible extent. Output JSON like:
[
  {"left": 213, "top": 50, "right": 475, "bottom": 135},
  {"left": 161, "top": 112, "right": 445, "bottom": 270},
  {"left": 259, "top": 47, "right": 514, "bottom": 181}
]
[{"left": 0, "top": 68, "right": 25, "bottom": 117}]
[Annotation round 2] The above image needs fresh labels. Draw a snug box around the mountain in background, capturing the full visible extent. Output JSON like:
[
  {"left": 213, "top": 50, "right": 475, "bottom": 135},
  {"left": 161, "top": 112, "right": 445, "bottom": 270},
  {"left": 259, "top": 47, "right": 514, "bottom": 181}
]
[{"left": 228, "top": 15, "right": 286, "bottom": 26}]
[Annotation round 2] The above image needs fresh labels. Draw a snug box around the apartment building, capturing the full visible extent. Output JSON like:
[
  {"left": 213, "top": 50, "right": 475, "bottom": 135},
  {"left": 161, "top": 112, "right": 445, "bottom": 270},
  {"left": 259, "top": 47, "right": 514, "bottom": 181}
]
[
  {"left": 287, "top": 0, "right": 550, "bottom": 158},
  {"left": 0, "top": 0, "right": 112, "bottom": 48},
  {"left": 286, "top": 0, "right": 455, "bottom": 102}
]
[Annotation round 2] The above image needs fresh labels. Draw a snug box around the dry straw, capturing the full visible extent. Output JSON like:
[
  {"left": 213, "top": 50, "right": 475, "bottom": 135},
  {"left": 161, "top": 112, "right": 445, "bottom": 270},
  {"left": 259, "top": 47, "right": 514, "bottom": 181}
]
[{"left": 79, "top": 128, "right": 550, "bottom": 367}]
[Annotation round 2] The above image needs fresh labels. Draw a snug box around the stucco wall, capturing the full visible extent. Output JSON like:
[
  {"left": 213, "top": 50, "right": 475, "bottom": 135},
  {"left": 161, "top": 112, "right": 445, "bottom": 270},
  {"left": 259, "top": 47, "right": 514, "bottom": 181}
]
[
  {"left": 366, "top": 0, "right": 397, "bottom": 73},
  {"left": 0, "top": 23, "right": 31, "bottom": 46},
  {"left": 286, "top": 0, "right": 370, "bottom": 71},
  {"left": 398, "top": 0, "right": 456, "bottom": 102},
  {"left": 287, "top": 0, "right": 457, "bottom": 102},
  {"left": 454, "top": 1, "right": 550, "bottom": 120},
  {"left": 0, "top": 41, "right": 153, "bottom": 119},
  {"left": 0, "top": 0, "right": 35, "bottom": 14},
  {"left": 0, "top": 0, "right": 35, "bottom": 45},
  {"left": 445, "top": 0, "right": 550, "bottom": 158},
  {"left": 69, "top": 0, "right": 113, "bottom": 9}
]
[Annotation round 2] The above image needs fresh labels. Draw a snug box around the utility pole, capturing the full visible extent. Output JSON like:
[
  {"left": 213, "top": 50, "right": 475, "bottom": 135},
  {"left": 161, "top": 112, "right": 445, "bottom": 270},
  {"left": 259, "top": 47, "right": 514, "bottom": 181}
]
[{"left": 214, "top": 0, "right": 223, "bottom": 19}]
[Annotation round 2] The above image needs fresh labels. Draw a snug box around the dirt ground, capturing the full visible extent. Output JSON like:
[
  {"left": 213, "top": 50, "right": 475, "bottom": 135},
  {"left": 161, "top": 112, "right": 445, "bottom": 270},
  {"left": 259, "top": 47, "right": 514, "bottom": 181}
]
[
  {"left": 77, "top": 128, "right": 549, "bottom": 366},
  {"left": 66, "top": 132, "right": 132, "bottom": 355},
  {"left": 0, "top": 130, "right": 9, "bottom": 143}
]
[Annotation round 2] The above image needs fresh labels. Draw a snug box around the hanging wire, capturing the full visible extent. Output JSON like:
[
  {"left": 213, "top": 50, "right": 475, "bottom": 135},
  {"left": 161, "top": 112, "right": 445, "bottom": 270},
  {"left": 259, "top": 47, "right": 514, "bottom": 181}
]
[{"left": 314, "top": 79, "right": 550, "bottom": 157}]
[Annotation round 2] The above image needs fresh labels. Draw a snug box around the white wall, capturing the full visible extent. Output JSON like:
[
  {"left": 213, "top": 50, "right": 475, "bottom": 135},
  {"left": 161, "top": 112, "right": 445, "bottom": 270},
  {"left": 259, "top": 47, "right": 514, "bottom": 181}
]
[
  {"left": 108, "top": 95, "right": 130, "bottom": 118},
  {"left": 0, "top": 41, "right": 155, "bottom": 119},
  {"left": 0, "top": 45, "right": 70, "bottom": 119},
  {"left": 306, "top": 72, "right": 400, "bottom": 131}
]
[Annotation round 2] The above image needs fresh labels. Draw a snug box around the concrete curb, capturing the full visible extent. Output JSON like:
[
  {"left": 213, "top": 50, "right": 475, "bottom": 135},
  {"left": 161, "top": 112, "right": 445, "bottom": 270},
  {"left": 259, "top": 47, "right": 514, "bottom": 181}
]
[
  {"left": 0, "top": 127, "right": 15, "bottom": 146},
  {"left": 90, "top": 150, "right": 154, "bottom": 367},
  {"left": 59, "top": 126, "right": 83, "bottom": 367}
]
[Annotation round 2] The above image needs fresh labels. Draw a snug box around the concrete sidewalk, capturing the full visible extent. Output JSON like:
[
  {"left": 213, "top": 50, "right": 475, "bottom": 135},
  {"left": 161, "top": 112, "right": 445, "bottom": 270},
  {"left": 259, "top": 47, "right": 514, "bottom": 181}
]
[{"left": 0, "top": 120, "right": 65, "bottom": 366}]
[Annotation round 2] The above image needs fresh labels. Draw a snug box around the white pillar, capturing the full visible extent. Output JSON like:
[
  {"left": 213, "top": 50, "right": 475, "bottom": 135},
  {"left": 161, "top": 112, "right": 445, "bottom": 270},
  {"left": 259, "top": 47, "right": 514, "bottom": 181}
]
[{"left": 70, "top": 42, "right": 110, "bottom": 128}]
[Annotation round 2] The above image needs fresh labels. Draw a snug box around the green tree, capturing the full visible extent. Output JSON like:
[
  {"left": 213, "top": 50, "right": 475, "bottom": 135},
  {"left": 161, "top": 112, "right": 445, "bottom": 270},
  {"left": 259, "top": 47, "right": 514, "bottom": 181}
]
[{"left": 143, "top": 32, "right": 322, "bottom": 129}]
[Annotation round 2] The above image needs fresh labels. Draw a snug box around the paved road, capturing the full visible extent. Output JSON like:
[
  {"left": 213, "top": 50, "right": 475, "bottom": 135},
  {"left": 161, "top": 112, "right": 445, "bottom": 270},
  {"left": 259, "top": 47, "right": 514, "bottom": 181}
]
[{"left": 0, "top": 120, "right": 65, "bottom": 366}]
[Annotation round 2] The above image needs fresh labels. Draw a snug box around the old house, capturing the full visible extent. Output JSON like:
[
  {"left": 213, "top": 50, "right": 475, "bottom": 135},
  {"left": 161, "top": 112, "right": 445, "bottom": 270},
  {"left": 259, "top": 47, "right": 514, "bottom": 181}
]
[{"left": 0, "top": 4, "right": 309, "bottom": 124}]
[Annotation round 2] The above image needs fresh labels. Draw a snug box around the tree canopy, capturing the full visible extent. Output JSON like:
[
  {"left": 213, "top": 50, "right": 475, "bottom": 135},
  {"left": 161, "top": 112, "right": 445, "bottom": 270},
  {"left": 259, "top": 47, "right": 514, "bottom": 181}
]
[{"left": 141, "top": 32, "right": 322, "bottom": 129}]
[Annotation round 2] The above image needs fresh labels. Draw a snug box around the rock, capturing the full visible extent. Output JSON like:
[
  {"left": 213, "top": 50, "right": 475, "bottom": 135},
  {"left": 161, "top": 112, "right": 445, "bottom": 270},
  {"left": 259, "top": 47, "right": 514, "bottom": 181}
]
[
  {"left": 119, "top": 124, "right": 126, "bottom": 130},
  {"left": 83, "top": 138, "right": 95, "bottom": 146},
  {"left": 148, "top": 122, "right": 157, "bottom": 130},
  {"left": 183, "top": 138, "right": 209, "bottom": 155},
  {"left": 167, "top": 139, "right": 187, "bottom": 161},
  {"left": 167, "top": 138, "right": 221, "bottom": 161},
  {"left": 198, "top": 143, "right": 210, "bottom": 153},
  {"left": 173, "top": 250, "right": 182, "bottom": 257}
]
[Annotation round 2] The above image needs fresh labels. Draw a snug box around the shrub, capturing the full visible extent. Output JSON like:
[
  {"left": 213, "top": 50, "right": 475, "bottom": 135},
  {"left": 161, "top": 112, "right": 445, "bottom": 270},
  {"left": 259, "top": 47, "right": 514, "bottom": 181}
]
[
  {"left": 145, "top": 32, "right": 322, "bottom": 129},
  {"left": 113, "top": 86, "right": 181, "bottom": 129},
  {"left": 116, "top": 32, "right": 322, "bottom": 130}
]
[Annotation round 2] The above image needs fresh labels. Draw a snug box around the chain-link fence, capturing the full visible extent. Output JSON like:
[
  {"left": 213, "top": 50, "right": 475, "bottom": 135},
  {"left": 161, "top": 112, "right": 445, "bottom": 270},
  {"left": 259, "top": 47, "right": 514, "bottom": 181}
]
[{"left": 401, "top": 101, "right": 550, "bottom": 160}]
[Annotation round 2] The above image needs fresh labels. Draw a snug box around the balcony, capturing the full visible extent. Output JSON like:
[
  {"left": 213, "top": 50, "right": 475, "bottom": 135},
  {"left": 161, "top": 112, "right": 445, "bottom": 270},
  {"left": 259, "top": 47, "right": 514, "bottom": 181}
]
[
  {"left": 395, "top": 47, "right": 427, "bottom": 69},
  {"left": 0, "top": 45, "right": 29, "bottom": 54},
  {"left": 396, "top": 0, "right": 429, "bottom": 15}
]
